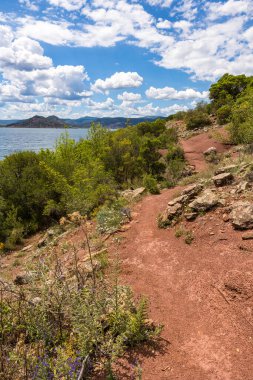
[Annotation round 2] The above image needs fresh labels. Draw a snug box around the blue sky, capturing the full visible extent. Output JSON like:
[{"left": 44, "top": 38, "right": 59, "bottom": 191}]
[{"left": 0, "top": 0, "right": 252, "bottom": 119}]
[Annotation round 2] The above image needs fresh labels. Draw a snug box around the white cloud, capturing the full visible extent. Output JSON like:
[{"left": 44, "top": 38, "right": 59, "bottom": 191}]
[
  {"left": 117, "top": 92, "right": 142, "bottom": 102},
  {"left": 207, "top": 0, "right": 250, "bottom": 20},
  {"left": 6, "top": 65, "right": 89, "bottom": 100},
  {"left": 145, "top": 0, "right": 173, "bottom": 7},
  {"left": 156, "top": 19, "right": 171, "bottom": 29},
  {"left": 47, "top": 0, "right": 86, "bottom": 11},
  {"left": 86, "top": 97, "right": 115, "bottom": 111},
  {"left": 92, "top": 72, "right": 143, "bottom": 93},
  {"left": 146, "top": 86, "right": 209, "bottom": 100},
  {"left": 19, "top": 0, "right": 39, "bottom": 11},
  {"left": 173, "top": 20, "right": 192, "bottom": 34},
  {"left": 0, "top": 36, "right": 52, "bottom": 71},
  {"left": 155, "top": 16, "right": 251, "bottom": 80}
]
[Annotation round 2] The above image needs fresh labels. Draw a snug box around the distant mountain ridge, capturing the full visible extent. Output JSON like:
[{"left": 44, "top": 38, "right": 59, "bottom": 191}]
[{"left": 1, "top": 115, "right": 165, "bottom": 129}]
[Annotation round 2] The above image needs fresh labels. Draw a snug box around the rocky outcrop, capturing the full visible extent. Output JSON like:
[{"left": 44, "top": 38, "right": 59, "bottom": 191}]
[
  {"left": 121, "top": 187, "right": 146, "bottom": 200},
  {"left": 159, "top": 202, "right": 183, "bottom": 227},
  {"left": 159, "top": 184, "right": 203, "bottom": 227},
  {"left": 215, "top": 165, "right": 237, "bottom": 175},
  {"left": 189, "top": 189, "right": 219, "bottom": 212},
  {"left": 212, "top": 172, "right": 234, "bottom": 187},
  {"left": 230, "top": 201, "right": 253, "bottom": 230}
]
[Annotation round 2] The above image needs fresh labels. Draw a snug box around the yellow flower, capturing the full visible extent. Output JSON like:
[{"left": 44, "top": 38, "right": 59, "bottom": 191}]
[{"left": 0, "top": 242, "right": 4, "bottom": 251}]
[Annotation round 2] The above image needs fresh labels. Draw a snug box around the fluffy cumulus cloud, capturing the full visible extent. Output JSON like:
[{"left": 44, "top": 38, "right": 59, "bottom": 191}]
[
  {"left": 146, "top": 86, "right": 209, "bottom": 100},
  {"left": 1, "top": 0, "right": 253, "bottom": 118},
  {"left": 207, "top": 0, "right": 250, "bottom": 20},
  {"left": 92, "top": 72, "right": 143, "bottom": 93},
  {"left": 117, "top": 92, "right": 142, "bottom": 102}
]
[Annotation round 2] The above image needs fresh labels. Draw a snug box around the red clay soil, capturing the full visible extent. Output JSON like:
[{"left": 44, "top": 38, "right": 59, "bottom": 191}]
[
  {"left": 111, "top": 133, "right": 253, "bottom": 380},
  {"left": 181, "top": 131, "right": 231, "bottom": 171}
]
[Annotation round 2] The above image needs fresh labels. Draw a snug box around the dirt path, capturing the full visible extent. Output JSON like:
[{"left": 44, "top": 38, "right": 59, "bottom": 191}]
[
  {"left": 181, "top": 131, "right": 230, "bottom": 171},
  {"left": 113, "top": 132, "right": 253, "bottom": 379}
]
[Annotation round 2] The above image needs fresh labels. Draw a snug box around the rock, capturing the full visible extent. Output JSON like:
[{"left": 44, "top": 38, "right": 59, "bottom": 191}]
[
  {"left": 159, "top": 203, "right": 183, "bottom": 227},
  {"left": 189, "top": 189, "right": 219, "bottom": 212},
  {"left": 32, "top": 297, "right": 42, "bottom": 305},
  {"left": 212, "top": 172, "right": 234, "bottom": 187},
  {"left": 168, "top": 195, "right": 188, "bottom": 207},
  {"left": 47, "top": 229, "right": 55, "bottom": 237},
  {"left": 83, "top": 260, "right": 102, "bottom": 274},
  {"left": 184, "top": 212, "right": 198, "bottom": 221},
  {"left": 203, "top": 147, "right": 217, "bottom": 156},
  {"left": 245, "top": 171, "right": 253, "bottom": 183},
  {"left": 21, "top": 244, "right": 33, "bottom": 252},
  {"left": 230, "top": 201, "right": 253, "bottom": 230},
  {"left": 14, "top": 274, "right": 30, "bottom": 286},
  {"left": 181, "top": 183, "right": 203, "bottom": 198},
  {"left": 242, "top": 233, "right": 253, "bottom": 240},
  {"left": 37, "top": 235, "right": 47, "bottom": 248},
  {"left": 223, "top": 213, "right": 230, "bottom": 222},
  {"left": 121, "top": 187, "right": 146, "bottom": 200},
  {"left": 215, "top": 165, "right": 237, "bottom": 175},
  {"left": 236, "top": 181, "right": 251, "bottom": 193}
]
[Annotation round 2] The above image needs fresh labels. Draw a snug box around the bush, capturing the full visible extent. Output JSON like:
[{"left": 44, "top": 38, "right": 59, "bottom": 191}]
[
  {"left": 166, "top": 144, "right": 184, "bottom": 161},
  {"left": 143, "top": 175, "right": 160, "bottom": 194},
  {"left": 216, "top": 105, "right": 231, "bottom": 124},
  {"left": 186, "top": 110, "right": 211, "bottom": 130},
  {"left": 0, "top": 237, "right": 161, "bottom": 379},
  {"left": 96, "top": 202, "right": 125, "bottom": 234},
  {"left": 166, "top": 158, "right": 185, "bottom": 185}
]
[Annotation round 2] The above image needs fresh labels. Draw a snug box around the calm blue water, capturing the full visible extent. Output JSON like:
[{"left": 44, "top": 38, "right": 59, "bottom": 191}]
[{"left": 0, "top": 128, "right": 89, "bottom": 160}]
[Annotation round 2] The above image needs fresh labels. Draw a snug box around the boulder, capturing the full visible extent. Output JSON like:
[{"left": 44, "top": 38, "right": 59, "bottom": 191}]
[
  {"left": 121, "top": 187, "right": 146, "bottom": 200},
  {"left": 212, "top": 172, "right": 234, "bottom": 187},
  {"left": 159, "top": 203, "right": 183, "bottom": 227},
  {"left": 168, "top": 195, "right": 188, "bottom": 207},
  {"left": 230, "top": 201, "right": 253, "bottom": 230},
  {"left": 181, "top": 183, "right": 203, "bottom": 198},
  {"left": 184, "top": 212, "right": 198, "bottom": 221},
  {"left": 189, "top": 189, "right": 219, "bottom": 212},
  {"left": 215, "top": 165, "right": 237, "bottom": 175},
  {"left": 236, "top": 181, "right": 251, "bottom": 193}
]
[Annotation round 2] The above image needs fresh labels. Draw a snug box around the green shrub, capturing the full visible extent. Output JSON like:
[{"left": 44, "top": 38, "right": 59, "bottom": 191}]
[
  {"left": 166, "top": 158, "right": 185, "bottom": 185},
  {"left": 216, "top": 105, "right": 231, "bottom": 124},
  {"left": 0, "top": 243, "right": 161, "bottom": 379},
  {"left": 166, "top": 144, "right": 184, "bottom": 161},
  {"left": 143, "top": 175, "right": 160, "bottom": 194},
  {"left": 186, "top": 111, "right": 211, "bottom": 130}
]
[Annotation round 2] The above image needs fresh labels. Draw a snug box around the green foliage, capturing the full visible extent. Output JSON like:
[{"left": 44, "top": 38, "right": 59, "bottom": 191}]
[
  {"left": 166, "top": 143, "right": 184, "bottom": 161},
  {"left": 209, "top": 73, "right": 249, "bottom": 107},
  {"left": 0, "top": 119, "right": 184, "bottom": 246},
  {"left": 96, "top": 200, "right": 126, "bottom": 234},
  {"left": 229, "top": 87, "right": 253, "bottom": 144},
  {"left": 0, "top": 250, "right": 161, "bottom": 379},
  {"left": 185, "top": 110, "right": 211, "bottom": 130},
  {"left": 216, "top": 104, "right": 231, "bottom": 124},
  {"left": 166, "top": 158, "right": 185, "bottom": 185},
  {"left": 143, "top": 175, "right": 160, "bottom": 194}
]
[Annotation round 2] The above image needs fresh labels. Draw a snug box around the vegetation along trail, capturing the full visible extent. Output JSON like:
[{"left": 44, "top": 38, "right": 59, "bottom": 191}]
[{"left": 112, "top": 131, "right": 253, "bottom": 380}]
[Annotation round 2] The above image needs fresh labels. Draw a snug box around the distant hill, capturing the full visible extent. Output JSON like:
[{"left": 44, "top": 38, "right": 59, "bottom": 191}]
[
  {"left": 3, "top": 115, "right": 165, "bottom": 129},
  {"left": 7, "top": 115, "right": 69, "bottom": 129}
]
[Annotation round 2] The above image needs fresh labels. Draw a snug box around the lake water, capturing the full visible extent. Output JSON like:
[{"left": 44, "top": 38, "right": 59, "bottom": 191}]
[{"left": 0, "top": 128, "right": 89, "bottom": 160}]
